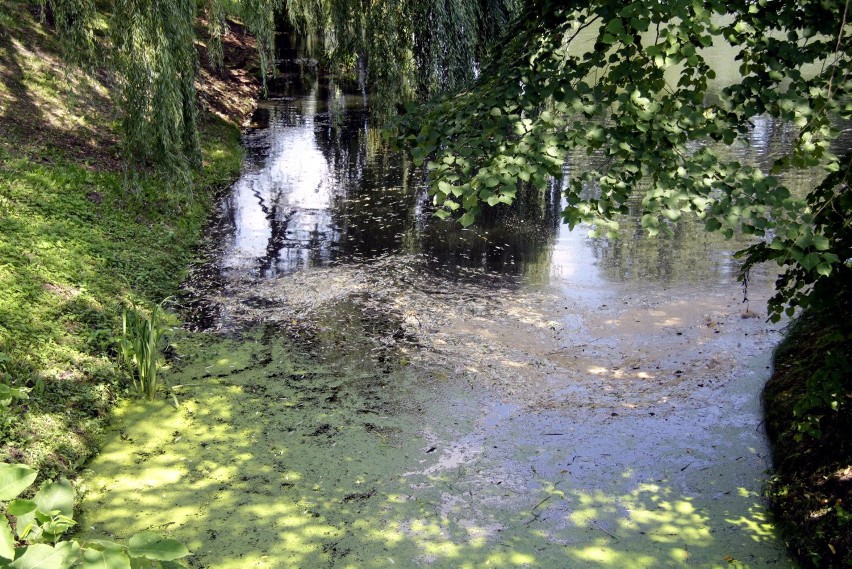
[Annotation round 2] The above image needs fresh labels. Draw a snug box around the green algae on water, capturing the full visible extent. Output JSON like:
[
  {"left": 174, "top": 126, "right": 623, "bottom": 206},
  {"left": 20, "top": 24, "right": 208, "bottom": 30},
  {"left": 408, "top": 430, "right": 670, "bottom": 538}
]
[{"left": 78, "top": 329, "right": 443, "bottom": 567}]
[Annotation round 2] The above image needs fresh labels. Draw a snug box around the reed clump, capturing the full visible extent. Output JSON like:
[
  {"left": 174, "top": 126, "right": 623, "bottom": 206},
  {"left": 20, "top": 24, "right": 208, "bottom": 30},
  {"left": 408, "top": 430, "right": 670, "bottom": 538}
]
[{"left": 119, "top": 299, "right": 172, "bottom": 401}]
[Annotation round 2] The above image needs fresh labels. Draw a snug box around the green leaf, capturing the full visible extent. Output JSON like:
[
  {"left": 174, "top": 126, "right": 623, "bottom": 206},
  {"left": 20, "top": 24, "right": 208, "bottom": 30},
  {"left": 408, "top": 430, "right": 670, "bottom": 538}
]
[
  {"left": 126, "top": 534, "right": 188, "bottom": 562},
  {"left": 606, "top": 18, "right": 624, "bottom": 35},
  {"left": 80, "top": 548, "right": 131, "bottom": 569},
  {"left": 51, "top": 543, "right": 78, "bottom": 569},
  {"left": 7, "top": 500, "right": 37, "bottom": 516},
  {"left": 34, "top": 480, "right": 74, "bottom": 518},
  {"left": 1, "top": 518, "right": 14, "bottom": 561},
  {"left": 0, "top": 386, "right": 27, "bottom": 401},
  {"left": 483, "top": 176, "right": 499, "bottom": 188},
  {"left": 637, "top": 213, "right": 655, "bottom": 229},
  {"left": 0, "top": 464, "right": 38, "bottom": 501},
  {"left": 811, "top": 235, "right": 830, "bottom": 251},
  {"left": 14, "top": 510, "right": 38, "bottom": 541},
  {"left": 801, "top": 252, "right": 820, "bottom": 270},
  {"left": 80, "top": 542, "right": 124, "bottom": 554},
  {"left": 704, "top": 218, "right": 722, "bottom": 232},
  {"left": 7, "top": 542, "right": 77, "bottom": 569}
]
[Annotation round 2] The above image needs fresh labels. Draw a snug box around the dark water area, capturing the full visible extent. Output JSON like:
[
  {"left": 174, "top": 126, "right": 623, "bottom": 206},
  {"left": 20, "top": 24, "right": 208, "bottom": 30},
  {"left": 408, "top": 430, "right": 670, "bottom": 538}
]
[
  {"left": 183, "top": 76, "right": 571, "bottom": 330},
  {"left": 229, "top": 78, "right": 560, "bottom": 279}
]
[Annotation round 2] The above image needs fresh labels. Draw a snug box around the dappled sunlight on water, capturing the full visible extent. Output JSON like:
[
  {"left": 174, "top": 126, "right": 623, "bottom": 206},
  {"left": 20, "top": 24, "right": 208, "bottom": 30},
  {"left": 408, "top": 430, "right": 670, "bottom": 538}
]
[
  {"left": 79, "top": 329, "right": 785, "bottom": 568},
  {"left": 76, "top": 74, "right": 820, "bottom": 567}
]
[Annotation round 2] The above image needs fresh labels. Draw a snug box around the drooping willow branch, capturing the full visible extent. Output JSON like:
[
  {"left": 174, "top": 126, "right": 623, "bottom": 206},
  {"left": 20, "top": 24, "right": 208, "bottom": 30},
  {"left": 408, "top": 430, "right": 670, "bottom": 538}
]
[
  {"left": 41, "top": 0, "right": 279, "bottom": 178},
  {"left": 285, "top": 0, "right": 521, "bottom": 118}
]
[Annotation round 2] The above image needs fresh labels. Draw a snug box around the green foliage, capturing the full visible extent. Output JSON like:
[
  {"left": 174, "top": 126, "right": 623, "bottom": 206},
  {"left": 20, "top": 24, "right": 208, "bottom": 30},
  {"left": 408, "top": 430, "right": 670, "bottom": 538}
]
[
  {"left": 763, "top": 302, "right": 851, "bottom": 567},
  {"left": 285, "top": 0, "right": 519, "bottom": 117},
  {"left": 739, "top": 157, "right": 852, "bottom": 321},
  {"left": 239, "top": 0, "right": 277, "bottom": 85},
  {"left": 38, "top": 0, "right": 97, "bottom": 66},
  {"left": 797, "top": 345, "right": 850, "bottom": 412},
  {"left": 119, "top": 300, "right": 173, "bottom": 401},
  {"left": 0, "top": 386, "right": 28, "bottom": 441},
  {"left": 33, "top": 0, "right": 271, "bottom": 176},
  {"left": 789, "top": 323, "right": 852, "bottom": 441},
  {"left": 395, "top": 0, "right": 851, "bottom": 323},
  {"left": 0, "top": 113, "right": 244, "bottom": 478},
  {"left": 203, "top": 0, "right": 227, "bottom": 70},
  {"left": 201, "top": 0, "right": 278, "bottom": 87},
  {"left": 0, "top": 463, "right": 190, "bottom": 568},
  {"left": 113, "top": 0, "right": 201, "bottom": 176}
]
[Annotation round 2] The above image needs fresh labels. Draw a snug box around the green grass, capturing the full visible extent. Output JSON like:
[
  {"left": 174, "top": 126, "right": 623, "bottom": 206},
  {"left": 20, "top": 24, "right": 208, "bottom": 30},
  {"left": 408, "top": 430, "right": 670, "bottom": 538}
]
[
  {"left": 0, "top": 118, "right": 244, "bottom": 480},
  {"left": 0, "top": 0, "right": 248, "bottom": 480}
]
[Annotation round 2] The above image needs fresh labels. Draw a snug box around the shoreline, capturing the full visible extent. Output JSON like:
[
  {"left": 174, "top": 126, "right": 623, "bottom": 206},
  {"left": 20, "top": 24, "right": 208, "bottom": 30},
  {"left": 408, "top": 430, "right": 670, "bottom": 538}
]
[{"left": 0, "top": 4, "right": 262, "bottom": 482}]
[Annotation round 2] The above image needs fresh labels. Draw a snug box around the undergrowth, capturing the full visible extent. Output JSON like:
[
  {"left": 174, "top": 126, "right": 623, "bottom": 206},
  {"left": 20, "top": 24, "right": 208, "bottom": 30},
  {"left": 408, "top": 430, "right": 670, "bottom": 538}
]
[
  {"left": 0, "top": 1, "right": 250, "bottom": 482},
  {"left": 764, "top": 290, "right": 852, "bottom": 568}
]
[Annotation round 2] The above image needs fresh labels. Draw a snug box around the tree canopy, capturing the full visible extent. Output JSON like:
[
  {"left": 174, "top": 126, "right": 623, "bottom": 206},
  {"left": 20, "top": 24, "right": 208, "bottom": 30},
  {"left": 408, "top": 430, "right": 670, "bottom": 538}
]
[
  {"left": 284, "top": 0, "right": 521, "bottom": 115},
  {"left": 39, "top": 0, "right": 850, "bottom": 321},
  {"left": 394, "top": 0, "right": 851, "bottom": 322},
  {"left": 38, "top": 0, "right": 277, "bottom": 176}
]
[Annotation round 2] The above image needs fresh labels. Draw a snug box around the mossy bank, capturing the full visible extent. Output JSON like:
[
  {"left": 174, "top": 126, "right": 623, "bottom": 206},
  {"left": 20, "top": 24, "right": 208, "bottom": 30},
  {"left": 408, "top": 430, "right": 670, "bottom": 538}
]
[
  {"left": 764, "top": 295, "right": 852, "bottom": 568},
  {"left": 0, "top": 1, "right": 260, "bottom": 481}
]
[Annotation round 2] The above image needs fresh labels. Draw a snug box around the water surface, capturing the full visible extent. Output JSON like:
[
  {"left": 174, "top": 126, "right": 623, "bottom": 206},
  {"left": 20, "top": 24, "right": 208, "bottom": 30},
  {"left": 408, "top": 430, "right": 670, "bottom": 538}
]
[{"left": 79, "top": 75, "right": 824, "bottom": 567}]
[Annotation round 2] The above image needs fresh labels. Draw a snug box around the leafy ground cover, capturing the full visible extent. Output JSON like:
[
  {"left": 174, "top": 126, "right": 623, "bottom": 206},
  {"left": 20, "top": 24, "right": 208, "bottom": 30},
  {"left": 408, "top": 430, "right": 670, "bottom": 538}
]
[
  {"left": 0, "top": 1, "right": 259, "bottom": 481},
  {"left": 764, "top": 295, "right": 852, "bottom": 568}
]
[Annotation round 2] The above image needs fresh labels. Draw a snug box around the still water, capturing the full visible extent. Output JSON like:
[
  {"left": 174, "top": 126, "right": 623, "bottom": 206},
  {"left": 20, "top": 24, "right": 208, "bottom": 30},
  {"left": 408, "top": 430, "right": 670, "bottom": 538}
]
[
  {"left": 178, "top": 74, "right": 798, "bottom": 565},
  {"left": 81, "top": 74, "right": 827, "bottom": 567},
  {"left": 186, "top": 75, "right": 794, "bottom": 329}
]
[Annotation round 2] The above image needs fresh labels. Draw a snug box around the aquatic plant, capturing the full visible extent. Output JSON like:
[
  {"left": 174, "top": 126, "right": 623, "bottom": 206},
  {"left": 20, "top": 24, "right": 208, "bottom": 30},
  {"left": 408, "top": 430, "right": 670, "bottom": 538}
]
[
  {"left": 119, "top": 299, "right": 172, "bottom": 401},
  {"left": 0, "top": 462, "right": 190, "bottom": 567}
]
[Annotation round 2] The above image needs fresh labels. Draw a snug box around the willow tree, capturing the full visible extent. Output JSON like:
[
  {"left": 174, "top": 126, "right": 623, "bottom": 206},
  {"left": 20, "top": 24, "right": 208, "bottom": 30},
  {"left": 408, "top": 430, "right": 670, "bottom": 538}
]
[
  {"left": 284, "top": 0, "right": 521, "bottom": 116},
  {"left": 40, "top": 0, "right": 515, "bottom": 171},
  {"left": 40, "top": 0, "right": 277, "bottom": 176}
]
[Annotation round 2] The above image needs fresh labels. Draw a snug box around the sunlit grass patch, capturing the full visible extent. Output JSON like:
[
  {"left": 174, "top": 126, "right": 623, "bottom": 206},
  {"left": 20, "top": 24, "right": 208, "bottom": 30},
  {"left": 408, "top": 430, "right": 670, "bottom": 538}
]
[
  {"left": 0, "top": 132, "right": 243, "bottom": 476},
  {"left": 0, "top": 33, "right": 245, "bottom": 481}
]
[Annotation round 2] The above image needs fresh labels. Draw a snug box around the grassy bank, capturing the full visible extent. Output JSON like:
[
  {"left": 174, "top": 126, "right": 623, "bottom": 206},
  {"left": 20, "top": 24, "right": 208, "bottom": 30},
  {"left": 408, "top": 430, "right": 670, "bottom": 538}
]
[
  {"left": 0, "top": 2, "right": 258, "bottom": 481},
  {"left": 764, "top": 296, "right": 852, "bottom": 567}
]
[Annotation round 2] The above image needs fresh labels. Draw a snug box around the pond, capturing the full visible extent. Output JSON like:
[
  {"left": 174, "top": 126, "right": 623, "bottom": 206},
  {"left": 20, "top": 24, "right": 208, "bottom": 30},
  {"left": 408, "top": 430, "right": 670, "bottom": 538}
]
[{"left": 76, "top": 74, "right": 823, "bottom": 567}]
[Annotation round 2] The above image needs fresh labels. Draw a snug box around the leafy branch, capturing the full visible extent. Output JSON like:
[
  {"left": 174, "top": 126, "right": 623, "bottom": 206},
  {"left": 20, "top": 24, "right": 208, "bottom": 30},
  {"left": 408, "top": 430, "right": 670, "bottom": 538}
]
[{"left": 394, "top": 0, "right": 852, "bottom": 322}]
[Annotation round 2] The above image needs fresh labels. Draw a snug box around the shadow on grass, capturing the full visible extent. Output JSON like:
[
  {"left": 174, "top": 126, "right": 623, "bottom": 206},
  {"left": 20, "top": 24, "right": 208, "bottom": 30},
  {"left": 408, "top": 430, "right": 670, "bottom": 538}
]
[
  {"left": 77, "top": 326, "right": 785, "bottom": 568},
  {"left": 0, "top": 3, "right": 118, "bottom": 168}
]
